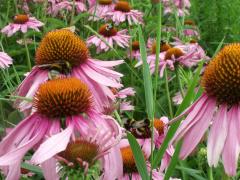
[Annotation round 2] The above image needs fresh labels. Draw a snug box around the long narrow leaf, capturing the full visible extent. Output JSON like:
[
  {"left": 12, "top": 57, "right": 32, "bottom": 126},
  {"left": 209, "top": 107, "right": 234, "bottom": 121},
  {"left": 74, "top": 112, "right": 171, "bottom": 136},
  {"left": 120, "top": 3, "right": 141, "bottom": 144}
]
[
  {"left": 127, "top": 133, "right": 149, "bottom": 180},
  {"left": 138, "top": 25, "right": 154, "bottom": 120}
]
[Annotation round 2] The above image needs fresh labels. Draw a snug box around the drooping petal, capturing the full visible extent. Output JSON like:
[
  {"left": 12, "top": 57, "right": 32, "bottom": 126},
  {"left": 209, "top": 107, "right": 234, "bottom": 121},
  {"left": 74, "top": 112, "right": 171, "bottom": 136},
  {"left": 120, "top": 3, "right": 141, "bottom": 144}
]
[
  {"left": 101, "top": 146, "right": 123, "bottom": 180},
  {"left": 179, "top": 98, "right": 215, "bottom": 159},
  {"left": 32, "top": 124, "right": 73, "bottom": 164},
  {"left": 0, "top": 117, "right": 47, "bottom": 165},
  {"left": 41, "top": 158, "right": 59, "bottom": 180},
  {"left": 222, "top": 106, "right": 240, "bottom": 176},
  {"left": 5, "top": 161, "right": 21, "bottom": 180},
  {"left": 207, "top": 104, "right": 228, "bottom": 167}
]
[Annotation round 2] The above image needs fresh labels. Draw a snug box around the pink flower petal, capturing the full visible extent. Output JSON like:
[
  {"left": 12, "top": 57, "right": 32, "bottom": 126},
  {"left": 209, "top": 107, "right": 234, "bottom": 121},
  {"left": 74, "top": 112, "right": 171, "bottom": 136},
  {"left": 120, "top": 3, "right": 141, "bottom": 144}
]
[
  {"left": 179, "top": 98, "right": 215, "bottom": 159},
  {"left": 222, "top": 106, "right": 240, "bottom": 176},
  {"left": 32, "top": 124, "right": 73, "bottom": 164},
  {"left": 207, "top": 105, "right": 228, "bottom": 167},
  {"left": 41, "top": 158, "right": 59, "bottom": 180}
]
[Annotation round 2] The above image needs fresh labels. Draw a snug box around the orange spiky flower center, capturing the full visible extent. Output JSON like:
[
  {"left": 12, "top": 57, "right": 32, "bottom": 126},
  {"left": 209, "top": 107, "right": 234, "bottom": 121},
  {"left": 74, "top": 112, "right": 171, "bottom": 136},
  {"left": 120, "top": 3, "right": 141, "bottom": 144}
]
[
  {"left": 33, "top": 78, "right": 92, "bottom": 118},
  {"left": 201, "top": 43, "right": 240, "bottom": 105},
  {"left": 59, "top": 139, "right": 99, "bottom": 167},
  {"left": 13, "top": 14, "right": 29, "bottom": 24},
  {"left": 36, "top": 29, "right": 89, "bottom": 67},
  {"left": 164, "top": 48, "right": 184, "bottom": 60},
  {"left": 114, "top": 1, "right": 131, "bottom": 12},
  {"left": 98, "top": 0, "right": 112, "bottom": 5},
  {"left": 120, "top": 146, "right": 146, "bottom": 174},
  {"left": 98, "top": 24, "right": 117, "bottom": 37},
  {"left": 132, "top": 41, "right": 140, "bottom": 51},
  {"left": 151, "top": 41, "right": 172, "bottom": 54},
  {"left": 154, "top": 118, "right": 165, "bottom": 135}
]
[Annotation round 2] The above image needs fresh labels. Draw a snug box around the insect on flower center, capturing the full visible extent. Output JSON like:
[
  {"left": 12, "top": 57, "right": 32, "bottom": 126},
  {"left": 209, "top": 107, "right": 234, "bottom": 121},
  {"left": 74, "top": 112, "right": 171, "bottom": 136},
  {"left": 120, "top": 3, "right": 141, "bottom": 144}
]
[
  {"left": 98, "top": 0, "right": 112, "bottom": 5},
  {"left": 184, "top": 19, "right": 195, "bottom": 26},
  {"left": 36, "top": 29, "right": 89, "bottom": 67},
  {"left": 190, "top": 39, "right": 197, "bottom": 44},
  {"left": 33, "top": 78, "right": 92, "bottom": 119},
  {"left": 201, "top": 43, "right": 240, "bottom": 105},
  {"left": 120, "top": 146, "right": 146, "bottom": 174},
  {"left": 132, "top": 41, "right": 140, "bottom": 51},
  {"left": 154, "top": 118, "right": 165, "bottom": 135},
  {"left": 151, "top": 41, "right": 172, "bottom": 54},
  {"left": 59, "top": 139, "right": 99, "bottom": 167},
  {"left": 13, "top": 14, "right": 29, "bottom": 24},
  {"left": 164, "top": 48, "right": 184, "bottom": 60},
  {"left": 99, "top": 24, "right": 117, "bottom": 37},
  {"left": 114, "top": 1, "right": 131, "bottom": 12}
]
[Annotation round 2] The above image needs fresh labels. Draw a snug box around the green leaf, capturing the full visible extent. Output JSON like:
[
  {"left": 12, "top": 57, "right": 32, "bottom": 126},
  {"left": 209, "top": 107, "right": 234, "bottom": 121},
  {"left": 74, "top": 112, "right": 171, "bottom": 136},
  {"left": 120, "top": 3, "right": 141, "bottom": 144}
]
[
  {"left": 176, "top": 166, "right": 206, "bottom": 180},
  {"left": 153, "top": 61, "right": 204, "bottom": 168},
  {"left": 127, "top": 133, "right": 149, "bottom": 180},
  {"left": 21, "top": 162, "right": 43, "bottom": 175},
  {"left": 138, "top": 25, "right": 154, "bottom": 120},
  {"left": 212, "top": 36, "right": 225, "bottom": 57}
]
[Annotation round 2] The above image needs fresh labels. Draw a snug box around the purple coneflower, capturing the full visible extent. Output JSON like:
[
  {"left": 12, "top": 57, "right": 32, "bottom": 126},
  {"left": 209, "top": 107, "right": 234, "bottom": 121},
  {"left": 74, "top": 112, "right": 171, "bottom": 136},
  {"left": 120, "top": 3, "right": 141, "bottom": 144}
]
[
  {"left": 170, "top": 38, "right": 208, "bottom": 68},
  {"left": 0, "top": 77, "right": 122, "bottom": 179},
  {"left": 1, "top": 14, "right": 43, "bottom": 37},
  {"left": 15, "top": 29, "right": 123, "bottom": 113},
  {"left": 0, "top": 52, "right": 13, "bottom": 69},
  {"left": 106, "top": 1, "right": 143, "bottom": 25},
  {"left": 135, "top": 40, "right": 173, "bottom": 77},
  {"left": 52, "top": 0, "right": 86, "bottom": 16},
  {"left": 45, "top": 122, "right": 122, "bottom": 179},
  {"left": 87, "top": 24, "right": 130, "bottom": 53},
  {"left": 171, "top": 43, "right": 240, "bottom": 176},
  {"left": 88, "top": 0, "right": 114, "bottom": 21},
  {"left": 162, "top": 0, "right": 191, "bottom": 16}
]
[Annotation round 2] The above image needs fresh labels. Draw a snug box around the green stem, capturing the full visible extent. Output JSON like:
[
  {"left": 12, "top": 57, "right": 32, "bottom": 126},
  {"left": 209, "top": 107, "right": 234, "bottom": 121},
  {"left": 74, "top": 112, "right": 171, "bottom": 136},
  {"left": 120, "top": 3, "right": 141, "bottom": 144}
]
[
  {"left": 164, "top": 69, "right": 173, "bottom": 118},
  {"left": 24, "top": 36, "right": 32, "bottom": 71},
  {"left": 70, "top": 0, "right": 76, "bottom": 26},
  {"left": 207, "top": 167, "right": 214, "bottom": 180},
  {"left": 13, "top": 0, "right": 19, "bottom": 14},
  {"left": 179, "top": 161, "right": 188, "bottom": 180},
  {"left": 114, "top": 110, "right": 123, "bottom": 126},
  {"left": 175, "top": 65, "right": 185, "bottom": 97},
  {"left": 42, "top": 0, "right": 49, "bottom": 33}
]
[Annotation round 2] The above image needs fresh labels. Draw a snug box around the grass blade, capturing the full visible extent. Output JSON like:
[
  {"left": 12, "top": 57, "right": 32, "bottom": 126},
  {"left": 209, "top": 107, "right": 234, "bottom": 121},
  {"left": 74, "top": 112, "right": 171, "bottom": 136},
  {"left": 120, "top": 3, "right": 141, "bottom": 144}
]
[
  {"left": 127, "top": 133, "right": 149, "bottom": 180},
  {"left": 138, "top": 25, "right": 154, "bottom": 120}
]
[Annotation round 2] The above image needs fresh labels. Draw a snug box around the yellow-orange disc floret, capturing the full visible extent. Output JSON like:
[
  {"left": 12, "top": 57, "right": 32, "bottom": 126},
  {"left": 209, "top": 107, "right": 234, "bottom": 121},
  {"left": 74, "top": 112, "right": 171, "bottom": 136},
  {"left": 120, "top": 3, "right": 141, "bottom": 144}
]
[
  {"left": 114, "top": 1, "right": 131, "bottom": 12},
  {"left": 164, "top": 47, "right": 184, "bottom": 60},
  {"left": 132, "top": 41, "right": 140, "bottom": 51},
  {"left": 154, "top": 118, "right": 165, "bottom": 135},
  {"left": 36, "top": 30, "right": 89, "bottom": 67},
  {"left": 201, "top": 43, "right": 240, "bottom": 105},
  {"left": 98, "top": 24, "right": 117, "bottom": 37},
  {"left": 98, "top": 0, "right": 112, "bottom": 5},
  {"left": 13, "top": 14, "right": 29, "bottom": 24},
  {"left": 33, "top": 78, "right": 92, "bottom": 118},
  {"left": 59, "top": 139, "right": 99, "bottom": 166},
  {"left": 151, "top": 41, "right": 171, "bottom": 54},
  {"left": 120, "top": 146, "right": 146, "bottom": 174}
]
